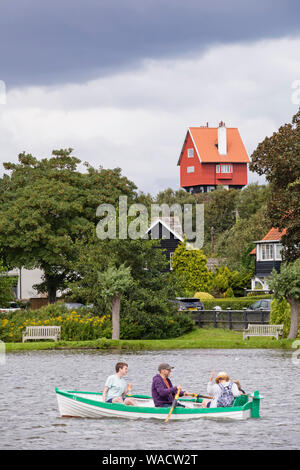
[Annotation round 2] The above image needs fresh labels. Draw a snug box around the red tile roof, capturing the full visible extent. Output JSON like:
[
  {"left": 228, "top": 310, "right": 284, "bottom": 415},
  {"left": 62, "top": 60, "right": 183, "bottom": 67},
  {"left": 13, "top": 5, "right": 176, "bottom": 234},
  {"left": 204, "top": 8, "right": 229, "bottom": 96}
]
[
  {"left": 178, "top": 127, "right": 250, "bottom": 164},
  {"left": 249, "top": 228, "right": 287, "bottom": 255}
]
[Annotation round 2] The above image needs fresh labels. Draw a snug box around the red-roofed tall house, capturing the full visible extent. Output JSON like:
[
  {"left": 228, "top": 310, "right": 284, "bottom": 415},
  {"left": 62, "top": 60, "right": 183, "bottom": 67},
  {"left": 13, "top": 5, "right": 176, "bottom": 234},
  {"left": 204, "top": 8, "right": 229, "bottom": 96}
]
[
  {"left": 177, "top": 122, "right": 250, "bottom": 193},
  {"left": 250, "top": 228, "right": 286, "bottom": 291}
]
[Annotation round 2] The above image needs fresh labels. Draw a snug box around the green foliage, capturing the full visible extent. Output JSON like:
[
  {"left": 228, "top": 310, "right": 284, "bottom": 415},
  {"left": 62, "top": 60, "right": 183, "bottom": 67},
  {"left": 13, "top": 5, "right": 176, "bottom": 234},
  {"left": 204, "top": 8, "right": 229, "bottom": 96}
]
[
  {"left": 224, "top": 287, "right": 234, "bottom": 298},
  {"left": 154, "top": 188, "right": 196, "bottom": 206},
  {"left": 270, "top": 299, "right": 294, "bottom": 338},
  {"left": 236, "top": 184, "right": 270, "bottom": 220},
  {"left": 0, "top": 150, "right": 138, "bottom": 301},
  {"left": 200, "top": 187, "right": 239, "bottom": 242},
  {"left": 171, "top": 240, "right": 212, "bottom": 294},
  {"left": 67, "top": 235, "right": 182, "bottom": 340},
  {"left": 194, "top": 292, "right": 214, "bottom": 300},
  {"left": 270, "top": 259, "right": 300, "bottom": 338},
  {"left": 98, "top": 264, "right": 134, "bottom": 301},
  {"left": 0, "top": 260, "right": 15, "bottom": 306},
  {"left": 0, "top": 302, "right": 193, "bottom": 342},
  {"left": 0, "top": 304, "right": 111, "bottom": 342},
  {"left": 120, "top": 310, "right": 194, "bottom": 340},
  {"left": 270, "top": 260, "right": 300, "bottom": 302},
  {"left": 250, "top": 107, "right": 300, "bottom": 261},
  {"left": 210, "top": 265, "right": 251, "bottom": 297},
  {"left": 215, "top": 205, "right": 271, "bottom": 271}
]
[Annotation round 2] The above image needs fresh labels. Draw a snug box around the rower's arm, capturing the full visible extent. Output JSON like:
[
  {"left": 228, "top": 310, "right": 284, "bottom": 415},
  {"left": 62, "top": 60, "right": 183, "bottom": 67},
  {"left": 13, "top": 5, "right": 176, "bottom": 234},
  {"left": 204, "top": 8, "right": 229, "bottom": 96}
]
[{"left": 103, "top": 386, "right": 109, "bottom": 402}]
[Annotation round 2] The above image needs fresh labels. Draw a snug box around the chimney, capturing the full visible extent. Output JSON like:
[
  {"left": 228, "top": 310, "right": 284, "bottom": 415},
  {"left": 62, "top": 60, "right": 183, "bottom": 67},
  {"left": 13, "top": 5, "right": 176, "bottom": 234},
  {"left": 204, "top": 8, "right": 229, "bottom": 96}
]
[{"left": 218, "top": 121, "right": 227, "bottom": 155}]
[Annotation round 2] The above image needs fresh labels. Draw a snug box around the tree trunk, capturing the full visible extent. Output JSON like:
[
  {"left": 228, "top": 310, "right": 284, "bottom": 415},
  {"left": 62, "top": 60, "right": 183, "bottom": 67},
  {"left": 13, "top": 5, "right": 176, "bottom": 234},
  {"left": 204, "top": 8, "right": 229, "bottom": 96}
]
[
  {"left": 45, "top": 274, "right": 57, "bottom": 304},
  {"left": 48, "top": 284, "right": 57, "bottom": 304},
  {"left": 112, "top": 293, "right": 121, "bottom": 340},
  {"left": 287, "top": 297, "right": 300, "bottom": 339}
]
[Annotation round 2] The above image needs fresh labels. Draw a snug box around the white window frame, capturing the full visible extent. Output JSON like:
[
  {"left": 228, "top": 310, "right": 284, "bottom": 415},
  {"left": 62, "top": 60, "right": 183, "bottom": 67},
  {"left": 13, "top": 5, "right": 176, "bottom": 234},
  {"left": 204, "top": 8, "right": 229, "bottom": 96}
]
[
  {"left": 258, "top": 243, "right": 274, "bottom": 261},
  {"left": 222, "top": 164, "right": 232, "bottom": 173},
  {"left": 275, "top": 243, "right": 282, "bottom": 261},
  {"left": 187, "top": 166, "right": 194, "bottom": 173},
  {"left": 187, "top": 148, "right": 194, "bottom": 158},
  {"left": 216, "top": 164, "right": 233, "bottom": 173}
]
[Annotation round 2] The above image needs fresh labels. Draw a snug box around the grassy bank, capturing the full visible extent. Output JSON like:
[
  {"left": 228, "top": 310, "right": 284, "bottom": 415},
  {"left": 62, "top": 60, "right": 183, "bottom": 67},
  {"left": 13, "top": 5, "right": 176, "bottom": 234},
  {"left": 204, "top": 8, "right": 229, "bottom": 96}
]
[{"left": 5, "top": 328, "right": 295, "bottom": 352}]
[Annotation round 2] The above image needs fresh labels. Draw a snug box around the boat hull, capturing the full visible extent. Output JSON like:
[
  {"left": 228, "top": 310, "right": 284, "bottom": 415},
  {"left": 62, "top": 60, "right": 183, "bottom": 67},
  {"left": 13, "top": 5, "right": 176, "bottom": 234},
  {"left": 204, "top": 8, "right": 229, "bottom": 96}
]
[{"left": 55, "top": 389, "right": 254, "bottom": 421}]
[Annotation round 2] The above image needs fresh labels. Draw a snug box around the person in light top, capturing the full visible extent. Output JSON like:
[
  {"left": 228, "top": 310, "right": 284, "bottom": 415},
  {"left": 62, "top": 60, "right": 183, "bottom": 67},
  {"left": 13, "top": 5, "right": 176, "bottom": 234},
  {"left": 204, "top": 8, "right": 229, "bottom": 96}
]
[
  {"left": 103, "top": 362, "right": 136, "bottom": 405},
  {"left": 201, "top": 370, "right": 241, "bottom": 408}
]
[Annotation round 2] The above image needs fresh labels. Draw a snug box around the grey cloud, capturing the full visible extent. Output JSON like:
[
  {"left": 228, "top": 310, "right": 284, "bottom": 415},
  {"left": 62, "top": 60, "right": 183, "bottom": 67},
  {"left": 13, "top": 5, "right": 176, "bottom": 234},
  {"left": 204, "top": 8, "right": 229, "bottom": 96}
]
[{"left": 1, "top": 0, "right": 300, "bottom": 88}]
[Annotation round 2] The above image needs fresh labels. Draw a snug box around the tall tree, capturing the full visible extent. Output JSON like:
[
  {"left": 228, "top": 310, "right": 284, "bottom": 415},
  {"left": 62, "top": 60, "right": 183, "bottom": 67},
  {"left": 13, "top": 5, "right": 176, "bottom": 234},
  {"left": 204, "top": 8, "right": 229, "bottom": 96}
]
[
  {"left": 250, "top": 108, "right": 300, "bottom": 261},
  {"left": 269, "top": 259, "right": 300, "bottom": 339},
  {"left": 98, "top": 264, "right": 134, "bottom": 340},
  {"left": 0, "top": 149, "right": 137, "bottom": 301},
  {"left": 0, "top": 260, "right": 15, "bottom": 306}
]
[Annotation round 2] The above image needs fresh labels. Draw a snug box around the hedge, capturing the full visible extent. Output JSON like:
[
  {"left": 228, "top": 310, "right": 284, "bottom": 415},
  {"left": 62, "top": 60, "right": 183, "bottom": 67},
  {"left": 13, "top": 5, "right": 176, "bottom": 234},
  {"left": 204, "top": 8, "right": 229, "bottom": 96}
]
[{"left": 0, "top": 303, "right": 194, "bottom": 342}]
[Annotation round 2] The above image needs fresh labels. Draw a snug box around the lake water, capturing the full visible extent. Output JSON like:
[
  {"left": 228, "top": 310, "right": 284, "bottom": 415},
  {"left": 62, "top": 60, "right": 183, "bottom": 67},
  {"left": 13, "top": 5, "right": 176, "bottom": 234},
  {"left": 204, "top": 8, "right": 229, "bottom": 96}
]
[{"left": 1, "top": 348, "right": 299, "bottom": 450}]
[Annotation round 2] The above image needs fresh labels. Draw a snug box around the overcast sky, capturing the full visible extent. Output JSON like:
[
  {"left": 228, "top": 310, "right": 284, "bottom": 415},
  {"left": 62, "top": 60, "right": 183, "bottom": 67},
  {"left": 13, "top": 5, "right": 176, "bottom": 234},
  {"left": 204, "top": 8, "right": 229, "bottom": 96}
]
[{"left": 0, "top": 0, "right": 300, "bottom": 194}]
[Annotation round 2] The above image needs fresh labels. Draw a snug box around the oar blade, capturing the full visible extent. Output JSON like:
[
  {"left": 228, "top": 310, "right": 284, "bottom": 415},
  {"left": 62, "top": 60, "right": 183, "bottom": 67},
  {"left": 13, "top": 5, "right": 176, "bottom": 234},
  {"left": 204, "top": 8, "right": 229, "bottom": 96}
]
[{"left": 164, "top": 387, "right": 181, "bottom": 423}]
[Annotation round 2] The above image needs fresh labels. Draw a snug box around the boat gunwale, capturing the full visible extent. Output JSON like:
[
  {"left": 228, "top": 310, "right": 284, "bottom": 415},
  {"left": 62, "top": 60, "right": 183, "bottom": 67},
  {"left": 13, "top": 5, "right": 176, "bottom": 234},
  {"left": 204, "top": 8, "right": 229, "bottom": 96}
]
[{"left": 55, "top": 388, "right": 252, "bottom": 415}]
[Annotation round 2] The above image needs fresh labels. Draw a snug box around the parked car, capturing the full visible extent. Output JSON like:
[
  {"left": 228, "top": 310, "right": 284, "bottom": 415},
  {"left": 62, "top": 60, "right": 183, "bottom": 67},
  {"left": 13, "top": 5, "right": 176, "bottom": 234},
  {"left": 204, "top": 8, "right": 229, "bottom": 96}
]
[
  {"left": 170, "top": 297, "right": 204, "bottom": 312},
  {"left": 0, "top": 302, "right": 22, "bottom": 314},
  {"left": 247, "top": 299, "right": 271, "bottom": 311},
  {"left": 59, "top": 302, "right": 94, "bottom": 310}
]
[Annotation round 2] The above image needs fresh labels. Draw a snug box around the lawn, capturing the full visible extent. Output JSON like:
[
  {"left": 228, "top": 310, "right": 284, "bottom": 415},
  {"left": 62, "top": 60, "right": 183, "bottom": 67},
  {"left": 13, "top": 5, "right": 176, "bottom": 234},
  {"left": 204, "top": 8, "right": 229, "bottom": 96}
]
[{"left": 5, "top": 327, "right": 295, "bottom": 352}]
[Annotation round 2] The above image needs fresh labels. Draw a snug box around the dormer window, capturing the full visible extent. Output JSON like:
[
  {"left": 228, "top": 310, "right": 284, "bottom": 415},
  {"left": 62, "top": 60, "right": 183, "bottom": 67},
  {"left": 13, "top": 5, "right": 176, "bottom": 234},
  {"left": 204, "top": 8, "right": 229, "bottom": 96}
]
[{"left": 187, "top": 148, "right": 194, "bottom": 158}]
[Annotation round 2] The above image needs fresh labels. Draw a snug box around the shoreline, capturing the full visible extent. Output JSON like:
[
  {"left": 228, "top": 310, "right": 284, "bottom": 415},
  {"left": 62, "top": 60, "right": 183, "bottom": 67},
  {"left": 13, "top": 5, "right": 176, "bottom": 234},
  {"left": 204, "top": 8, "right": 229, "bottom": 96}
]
[{"left": 4, "top": 328, "right": 295, "bottom": 352}]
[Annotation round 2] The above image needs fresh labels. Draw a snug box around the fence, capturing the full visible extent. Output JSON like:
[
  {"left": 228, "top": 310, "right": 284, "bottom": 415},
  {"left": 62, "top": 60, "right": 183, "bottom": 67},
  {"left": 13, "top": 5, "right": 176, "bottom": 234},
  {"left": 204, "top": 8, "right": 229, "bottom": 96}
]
[{"left": 188, "top": 309, "right": 270, "bottom": 331}]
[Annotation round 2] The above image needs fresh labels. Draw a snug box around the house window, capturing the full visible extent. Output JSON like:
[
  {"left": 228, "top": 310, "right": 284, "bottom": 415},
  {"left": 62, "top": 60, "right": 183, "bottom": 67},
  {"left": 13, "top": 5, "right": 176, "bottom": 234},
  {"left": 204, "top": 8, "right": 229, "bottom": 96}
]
[
  {"left": 187, "top": 148, "right": 194, "bottom": 158},
  {"left": 216, "top": 164, "right": 233, "bottom": 173},
  {"left": 187, "top": 166, "right": 194, "bottom": 173},
  {"left": 259, "top": 244, "right": 274, "bottom": 261},
  {"left": 275, "top": 243, "right": 282, "bottom": 261}
]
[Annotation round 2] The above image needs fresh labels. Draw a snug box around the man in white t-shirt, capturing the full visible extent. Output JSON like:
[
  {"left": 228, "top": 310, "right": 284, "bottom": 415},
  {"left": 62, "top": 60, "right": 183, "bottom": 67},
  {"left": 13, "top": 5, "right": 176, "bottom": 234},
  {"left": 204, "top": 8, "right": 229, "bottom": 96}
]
[{"left": 103, "top": 362, "right": 136, "bottom": 405}]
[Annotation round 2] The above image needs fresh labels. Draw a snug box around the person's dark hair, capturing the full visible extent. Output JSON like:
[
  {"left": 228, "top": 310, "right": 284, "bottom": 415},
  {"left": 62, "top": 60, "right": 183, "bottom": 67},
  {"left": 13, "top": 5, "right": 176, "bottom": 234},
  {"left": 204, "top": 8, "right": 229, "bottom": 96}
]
[{"left": 115, "top": 362, "right": 128, "bottom": 372}]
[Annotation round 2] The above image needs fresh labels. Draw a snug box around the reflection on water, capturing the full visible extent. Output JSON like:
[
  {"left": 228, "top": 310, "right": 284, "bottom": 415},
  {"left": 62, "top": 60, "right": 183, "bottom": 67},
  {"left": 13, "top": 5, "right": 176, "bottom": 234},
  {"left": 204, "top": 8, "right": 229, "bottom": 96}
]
[{"left": 0, "top": 348, "right": 299, "bottom": 450}]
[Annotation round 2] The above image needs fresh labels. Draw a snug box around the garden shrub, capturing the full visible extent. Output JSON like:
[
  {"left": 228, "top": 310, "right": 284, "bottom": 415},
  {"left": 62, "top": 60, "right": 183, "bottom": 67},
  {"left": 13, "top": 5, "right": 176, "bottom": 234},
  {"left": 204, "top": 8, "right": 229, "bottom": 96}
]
[
  {"left": 224, "top": 288, "right": 234, "bottom": 298},
  {"left": 0, "top": 305, "right": 111, "bottom": 342},
  {"left": 0, "top": 301, "right": 194, "bottom": 342},
  {"left": 194, "top": 292, "right": 214, "bottom": 300},
  {"left": 270, "top": 299, "right": 300, "bottom": 338}
]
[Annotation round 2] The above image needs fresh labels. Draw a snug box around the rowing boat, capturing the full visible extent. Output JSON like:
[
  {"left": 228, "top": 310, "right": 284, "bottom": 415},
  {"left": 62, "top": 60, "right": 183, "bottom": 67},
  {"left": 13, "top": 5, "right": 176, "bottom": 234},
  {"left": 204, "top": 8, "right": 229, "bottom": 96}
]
[{"left": 55, "top": 388, "right": 263, "bottom": 420}]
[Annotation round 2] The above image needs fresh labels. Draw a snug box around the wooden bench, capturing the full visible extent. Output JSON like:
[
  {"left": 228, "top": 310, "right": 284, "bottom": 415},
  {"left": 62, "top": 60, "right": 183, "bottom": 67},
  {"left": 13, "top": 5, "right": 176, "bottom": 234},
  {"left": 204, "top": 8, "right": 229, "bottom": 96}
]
[
  {"left": 243, "top": 324, "right": 284, "bottom": 340},
  {"left": 22, "top": 326, "right": 61, "bottom": 342}
]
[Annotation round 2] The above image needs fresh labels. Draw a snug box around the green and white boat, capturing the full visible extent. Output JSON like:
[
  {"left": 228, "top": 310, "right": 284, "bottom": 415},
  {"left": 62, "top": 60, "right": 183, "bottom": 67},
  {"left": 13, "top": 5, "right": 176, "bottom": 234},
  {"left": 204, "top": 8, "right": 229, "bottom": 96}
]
[{"left": 55, "top": 388, "right": 263, "bottom": 420}]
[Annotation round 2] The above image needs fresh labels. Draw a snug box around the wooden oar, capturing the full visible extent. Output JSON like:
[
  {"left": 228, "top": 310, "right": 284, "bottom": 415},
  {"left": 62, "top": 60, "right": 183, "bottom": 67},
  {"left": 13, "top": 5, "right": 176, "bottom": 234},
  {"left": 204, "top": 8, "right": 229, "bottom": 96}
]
[
  {"left": 192, "top": 393, "right": 213, "bottom": 400},
  {"left": 165, "top": 387, "right": 181, "bottom": 423}
]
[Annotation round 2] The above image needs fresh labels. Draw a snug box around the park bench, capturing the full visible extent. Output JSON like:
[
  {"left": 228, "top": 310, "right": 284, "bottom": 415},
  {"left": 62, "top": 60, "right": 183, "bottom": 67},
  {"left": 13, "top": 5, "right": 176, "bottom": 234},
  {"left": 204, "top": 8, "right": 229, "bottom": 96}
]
[
  {"left": 243, "top": 324, "right": 284, "bottom": 340},
  {"left": 22, "top": 326, "right": 61, "bottom": 342}
]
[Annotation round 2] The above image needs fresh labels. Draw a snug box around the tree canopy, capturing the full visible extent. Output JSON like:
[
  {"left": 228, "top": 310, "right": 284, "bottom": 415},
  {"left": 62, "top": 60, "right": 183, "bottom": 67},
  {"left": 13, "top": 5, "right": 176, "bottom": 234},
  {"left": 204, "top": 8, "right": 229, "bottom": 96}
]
[
  {"left": 0, "top": 149, "right": 137, "bottom": 301},
  {"left": 270, "top": 259, "right": 300, "bottom": 339},
  {"left": 250, "top": 107, "right": 300, "bottom": 261}
]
